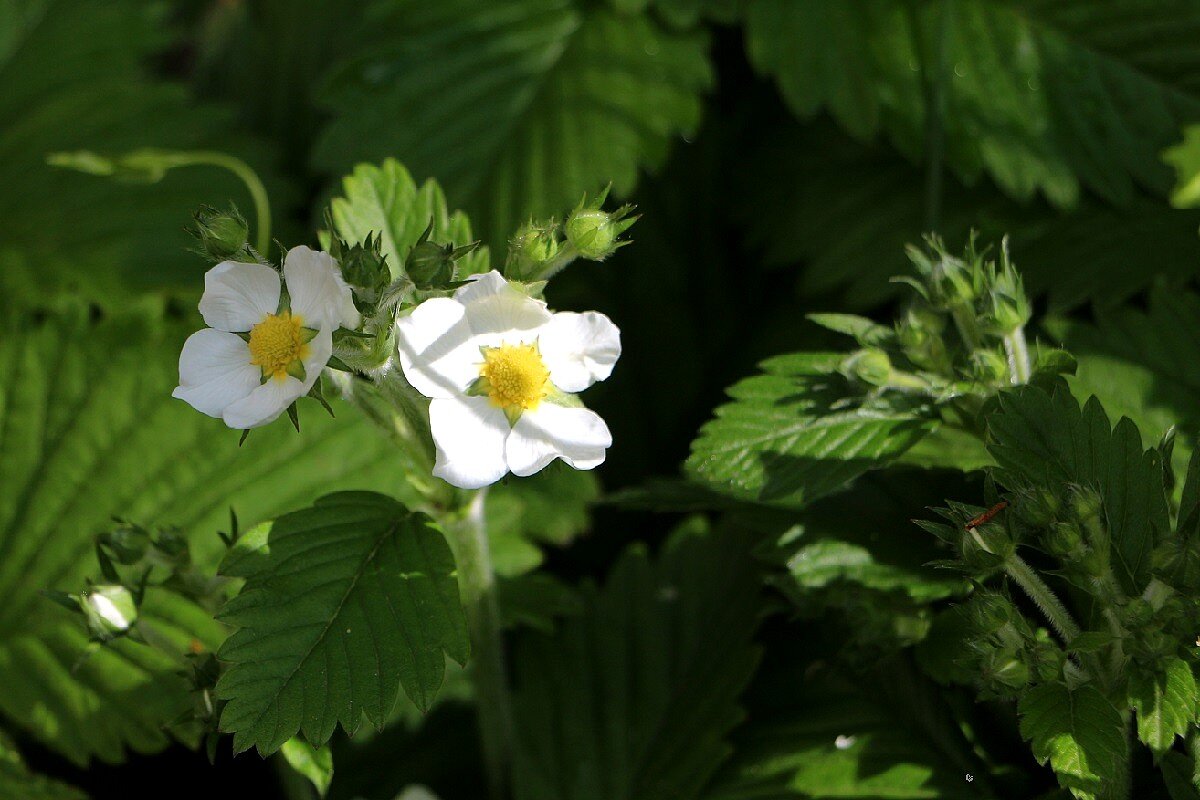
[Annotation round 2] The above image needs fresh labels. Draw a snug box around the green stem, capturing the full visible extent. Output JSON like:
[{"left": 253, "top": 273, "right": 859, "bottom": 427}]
[
  {"left": 1003, "top": 554, "right": 1081, "bottom": 643},
  {"left": 448, "top": 489, "right": 514, "bottom": 800},
  {"left": 1002, "top": 327, "right": 1031, "bottom": 385}
]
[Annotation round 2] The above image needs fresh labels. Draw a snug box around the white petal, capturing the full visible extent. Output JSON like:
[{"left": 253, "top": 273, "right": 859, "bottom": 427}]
[
  {"left": 198, "top": 261, "right": 280, "bottom": 332},
  {"left": 455, "top": 271, "right": 551, "bottom": 342},
  {"left": 395, "top": 298, "right": 480, "bottom": 399},
  {"left": 539, "top": 311, "right": 621, "bottom": 392},
  {"left": 284, "top": 245, "right": 361, "bottom": 330},
  {"left": 299, "top": 326, "right": 334, "bottom": 394},
  {"left": 507, "top": 404, "right": 612, "bottom": 477},
  {"left": 429, "top": 396, "right": 511, "bottom": 489},
  {"left": 221, "top": 376, "right": 306, "bottom": 430},
  {"left": 172, "top": 329, "right": 259, "bottom": 417}
]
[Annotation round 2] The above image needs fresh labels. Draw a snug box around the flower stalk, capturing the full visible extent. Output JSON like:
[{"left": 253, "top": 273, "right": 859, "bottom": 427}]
[{"left": 447, "top": 489, "right": 515, "bottom": 800}]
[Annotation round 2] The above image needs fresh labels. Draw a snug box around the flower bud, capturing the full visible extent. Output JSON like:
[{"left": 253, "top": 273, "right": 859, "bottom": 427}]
[
  {"left": 100, "top": 525, "right": 151, "bottom": 565},
  {"left": 333, "top": 231, "right": 391, "bottom": 302},
  {"left": 82, "top": 585, "right": 137, "bottom": 641},
  {"left": 564, "top": 189, "right": 637, "bottom": 261},
  {"left": 189, "top": 205, "right": 250, "bottom": 260},
  {"left": 1014, "top": 487, "right": 1062, "bottom": 529},
  {"left": 404, "top": 222, "right": 481, "bottom": 290},
  {"left": 970, "top": 593, "right": 1017, "bottom": 634},
  {"left": 840, "top": 348, "right": 892, "bottom": 387},
  {"left": 986, "top": 651, "right": 1031, "bottom": 691},
  {"left": 962, "top": 522, "right": 1014, "bottom": 570},
  {"left": 505, "top": 220, "right": 561, "bottom": 279},
  {"left": 1043, "top": 522, "right": 1083, "bottom": 558},
  {"left": 1068, "top": 486, "right": 1104, "bottom": 525}
]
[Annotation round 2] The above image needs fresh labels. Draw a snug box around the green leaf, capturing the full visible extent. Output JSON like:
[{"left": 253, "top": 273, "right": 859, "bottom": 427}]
[
  {"left": 737, "top": 118, "right": 1200, "bottom": 312},
  {"left": 510, "top": 525, "right": 764, "bottom": 800},
  {"left": 0, "top": 730, "right": 86, "bottom": 800},
  {"left": 215, "top": 492, "right": 469, "bottom": 755},
  {"left": 1018, "top": 682, "right": 1126, "bottom": 800},
  {"left": 280, "top": 738, "right": 335, "bottom": 797},
  {"left": 314, "top": 0, "right": 712, "bottom": 245},
  {"left": 1128, "top": 657, "right": 1199, "bottom": 753},
  {"left": 745, "top": 0, "right": 1200, "bottom": 207},
  {"left": 0, "top": 311, "right": 418, "bottom": 763},
  {"left": 0, "top": 0, "right": 283, "bottom": 306},
  {"left": 329, "top": 159, "right": 489, "bottom": 279},
  {"left": 1161, "top": 749, "right": 1200, "bottom": 800},
  {"left": 687, "top": 353, "right": 935, "bottom": 509},
  {"left": 986, "top": 383, "right": 1171, "bottom": 594},
  {"left": 706, "top": 643, "right": 985, "bottom": 799},
  {"left": 764, "top": 473, "right": 969, "bottom": 605},
  {"left": 1048, "top": 288, "right": 1200, "bottom": 492}
]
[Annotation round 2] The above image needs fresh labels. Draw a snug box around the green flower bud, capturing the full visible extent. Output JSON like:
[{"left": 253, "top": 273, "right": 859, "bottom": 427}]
[
  {"left": 987, "top": 652, "right": 1031, "bottom": 691},
  {"left": 506, "top": 219, "right": 561, "bottom": 279},
  {"left": 985, "top": 242, "right": 1032, "bottom": 334},
  {"left": 1014, "top": 487, "right": 1062, "bottom": 530},
  {"left": 564, "top": 188, "right": 637, "bottom": 261},
  {"left": 1069, "top": 486, "right": 1104, "bottom": 526},
  {"left": 840, "top": 348, "right": 892, "bottom": 387},
  {"left": 189, "top": 205, "right": 250, "bottom": 260},
  {"left": 404, "top": 221, "right": 481, "bottom": 290},
  {"left": 962, "top": 521, "right": 1014, "bottom": 570},
  {"left": 971, "top": 593, "right": 1017, "bottom": 634},
  {"left": 332, "top": 231, "right": 391, "bottom": 301},
  {"left": 82, "top": 585, "right": 137, "bottom": 641},
  {"left": 1043, "top": 522, "right": 1083, "bottom": 558}
]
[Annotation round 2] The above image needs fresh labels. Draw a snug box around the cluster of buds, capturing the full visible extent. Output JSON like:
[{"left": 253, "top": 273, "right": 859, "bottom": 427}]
[
  {"left": 504, "top": 187, "right": 637, "bottom": 281},
  {"left": 965, "top": 592, "right": 1066, "bottom": 697}
]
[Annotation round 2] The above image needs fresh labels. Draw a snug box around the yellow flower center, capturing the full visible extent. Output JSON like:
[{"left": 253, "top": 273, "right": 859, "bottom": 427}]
[
  {"left": 479, "top": 342, "right": 550, "bottom": 411},
  {"left": 248, "top": 312, "right": 310, "bottom": 380}
]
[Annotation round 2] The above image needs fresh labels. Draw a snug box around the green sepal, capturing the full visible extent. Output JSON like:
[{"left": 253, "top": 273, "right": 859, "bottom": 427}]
[
  {"left": 503, "top": 405, "right": 523, "bottom": 426},
  {"left": 286, "top": 402, "right": 300, "bottom": 432},
  {"left": 300, "top": 327, "right": 320, "bottom": 344},
  {"left": 286, "top": 359, "right": 307, "bottom": 382}
]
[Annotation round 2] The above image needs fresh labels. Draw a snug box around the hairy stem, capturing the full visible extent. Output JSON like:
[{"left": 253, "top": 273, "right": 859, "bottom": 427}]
[
  {"left": 448, "top": 489, "right": 514, "bottom": 800},
  {"left": 531, "top": 242, "right": 579, "bottom": 282},
  {"left": 1003, "top": 553, "right": 1081, "bottom": 643},
  {"left": 1002, "top": 327, "right": 1032, "bottom": 385}
]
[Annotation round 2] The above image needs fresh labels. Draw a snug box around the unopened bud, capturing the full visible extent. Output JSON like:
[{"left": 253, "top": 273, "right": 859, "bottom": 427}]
[
  {"left": 840, "top": 348, "right": 892, "bottom": 387},
  {"left": 189, "top": 205, "right": 250, "bottom": 260},
  {"left": 83, "top": 585, "right": 137, "bottom": 640},
  {"left": 564, "top": 188, "right": 637, "bottom": 261},
  {"left": 506, "top": 220, "right": 561, "bottom": 279}
]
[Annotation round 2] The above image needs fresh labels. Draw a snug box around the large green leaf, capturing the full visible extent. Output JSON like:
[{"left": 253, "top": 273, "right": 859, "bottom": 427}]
[
  {"left": 986, "top": 384, "right": 1171, "bottom": 594},
  {"left": 745, "top": 0, "right": 1200, "bottom": 207},
  {"left": 510, "top": 525, "right": 764, "bottom": 800},
  {"left": 686, "top": 353, "right": 935, "bottom": 509},
  {"left": 705, "top": 647, "right": 986, "bottom": 799},
  {"left": 1048, "top": 288, "right": 1200, "bottom": 486},
  {"left": 1, "top": 0, "right": 282, "bottom": 305},
  {"left": 314, "top": 0, "right": 712, "bottom": 245},
  {"left": 329, "top": 159, "right": 489, "bottom": 278},
  {"left": 0, "top": 311, "right": 416, "bottom": 763},
  {"left": 737, "top": 118, "right": 1200, "bottom": 311},
  {"left": 215, "top": 492, "right": 469, "bottom": 755},
  {"left": 1018, "top": 682, "right": 1126, "bottom": 800}
]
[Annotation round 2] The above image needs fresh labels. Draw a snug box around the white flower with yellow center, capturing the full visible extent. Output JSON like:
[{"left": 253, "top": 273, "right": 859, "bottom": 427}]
[
  {"left": 396, "top": 271, "right": 619, "bottom": 489},
  {"left": 173, "top": 246, "right": 361, "bottom": 429}
]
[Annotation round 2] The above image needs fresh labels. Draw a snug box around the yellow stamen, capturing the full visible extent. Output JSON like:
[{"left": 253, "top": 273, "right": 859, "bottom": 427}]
[
  {"left": 478, "top": 342, "right": 550, "bottom": 411},
  {"left": 248, "top": 312, "right": 309, "bottom": 380}
]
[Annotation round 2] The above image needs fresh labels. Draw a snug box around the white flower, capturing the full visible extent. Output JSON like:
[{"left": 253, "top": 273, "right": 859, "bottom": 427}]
[
  {"left": 173, "top": 246, "right": 360, "bottom": 429},
  {"left": 396, "top": 270, "right": 620, "bottom": 489}
]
